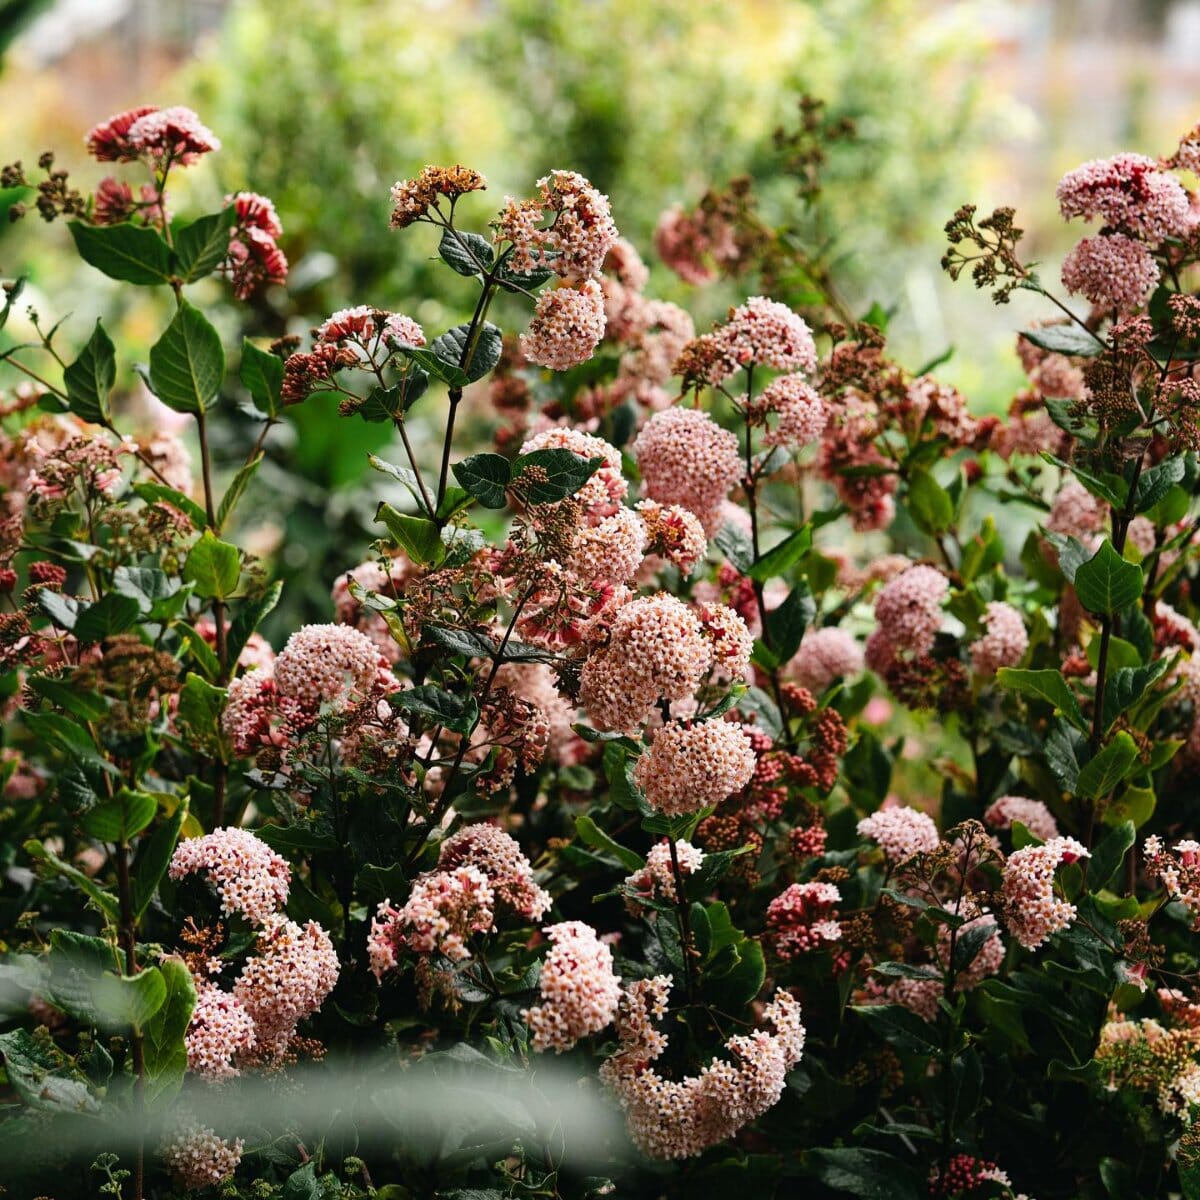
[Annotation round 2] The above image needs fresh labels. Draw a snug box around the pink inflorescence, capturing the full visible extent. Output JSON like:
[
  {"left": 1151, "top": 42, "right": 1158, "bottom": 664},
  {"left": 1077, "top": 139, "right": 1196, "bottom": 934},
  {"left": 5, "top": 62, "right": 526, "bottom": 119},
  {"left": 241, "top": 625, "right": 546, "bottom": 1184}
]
[
  {"left": 624, "top": 839, "right": 705, "bottom": 913},
  {"left": 1000, "top": 836, "right": 1089, "bottom": 949},
  {"left": 873, "top": 564, "right": 949, "bottom": 655},
  {"left": 857, "top": 806, "right": 940, "bottom": 864},
  {"left": 715, "top": 296, "right": 817, "bottom": 375},
  {"left": 521, "top": 280, "right": 607, "bottom": 371},
  {"left": 969, "top": 601, "right": 1029, "bottom": 676},
  {"left": 1045, "top": 478, "right": 1105, "bottom": 545},
  {"left": 984, "top": 795, "right": 1060, "bottom": 842},
  {"left": 1062, "top": 233, "right": 1160, "bottom": 314},
  {"left": 633, "top": 406, "right": 743, "bottom": 535},
  {"left": 578, "top": 593, "right": 714, "bottom": 732},
  {"left": 1144, "top": 836, "right": 1200, "bottom": 929},
  {"left": 274, "top": 622, "right": 383, "bottom": 711},
  {"left": 523, "top": 920, "right": 622, "bottom": 1052},
  {"left": 568, "top": 505, "right": 645, "bottom": 585},
  {"left": 634, "top": 719, "right": 757, "bottom": 815},
  {"left": 694, "top": 600, "right": 754, "bottom": 678},
  {"left": 754, "top": 375, "right": 828, "bottom": 450},
  {"left": 788, "top": 626, "right": 864, "bottom": 693},
  {"left": 232, "top": 917, "right": 340, "bottom": 1061},
  {"left": 436, "top": 822, "right": 551, "bottom": 922},
  {"left": 316, "top": 305, "right": 425, "bottom": 351},
  {"left": 168, "top": 828, "right": 290, "bottom": 927},
  {"left": 637, "top": 499, "right": 708, "bottom": 577},
  {"left": 765, "top": 882, "right": 843, "bottom": 959},
  {"left": 186, "top": 982, "right": 257, "bottom": 1081},
  {"left": 600, "top": 977, "right": 805, "bottom": 1159},
  {"left": 161, "top": 1124, "right": 243, "bottom": 1190},
  {"left": 1056, "top": 152, "right": 1191, "bottom": 240}
]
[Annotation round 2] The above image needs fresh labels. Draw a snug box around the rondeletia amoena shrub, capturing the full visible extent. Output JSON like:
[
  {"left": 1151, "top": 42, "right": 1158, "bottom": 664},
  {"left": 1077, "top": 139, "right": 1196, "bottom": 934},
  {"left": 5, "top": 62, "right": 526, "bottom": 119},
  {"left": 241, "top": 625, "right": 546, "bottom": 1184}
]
[{"left": 5, "top": 99, "right": 1200, "bottom": 1200}]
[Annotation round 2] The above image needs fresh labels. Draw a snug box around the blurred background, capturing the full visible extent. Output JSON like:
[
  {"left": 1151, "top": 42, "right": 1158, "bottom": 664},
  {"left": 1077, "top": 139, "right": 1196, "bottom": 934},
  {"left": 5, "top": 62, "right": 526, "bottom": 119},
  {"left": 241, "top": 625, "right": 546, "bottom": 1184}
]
[{"left": 0, "top": 0, "right": 1197, "bottom": 634}]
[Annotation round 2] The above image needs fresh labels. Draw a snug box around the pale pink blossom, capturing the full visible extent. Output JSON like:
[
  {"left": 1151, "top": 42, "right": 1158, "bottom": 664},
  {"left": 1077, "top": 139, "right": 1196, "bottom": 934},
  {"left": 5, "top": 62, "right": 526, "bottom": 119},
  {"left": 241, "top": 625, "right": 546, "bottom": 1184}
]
[
  {"left": 857, "top": 806, "right": 940, "bottom": 863},
  {"left": 169, "top": 828, "right": 290, "bottom": 927},
  {"left": 523, "top": 921, "right": 622, "bottom": 1052},
  {"left": 970, "top": 601, "right": 1028, "bottom": 675},
  {"left": 1001, "top": 837, "right": 1089, "bottom": 949},
  {"left": 984, "top": 795, "right": 1059, "bottom": 842},
  {"left": 521, "top": 281, "right": 607, "bottom": 371},
  {"left": 634, "top": 719, "right": 757, "bottom": 815},
  {"left": 789, "top": 627, "right": 863, "bottom": 693},
  {"left": 1062, "top": 234, "right": 1160, "bottom": 313}
]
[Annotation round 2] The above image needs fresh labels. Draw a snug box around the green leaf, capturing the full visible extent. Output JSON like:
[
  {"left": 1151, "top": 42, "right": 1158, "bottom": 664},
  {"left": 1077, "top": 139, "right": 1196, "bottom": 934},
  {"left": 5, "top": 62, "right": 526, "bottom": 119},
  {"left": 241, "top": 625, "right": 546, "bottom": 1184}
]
[
  {"left": 36, "top": 588, "right": 80, "bottom": 630},
  {"left": 148, "top": 300, "right": 225, "bottom": 415},
  {"left": 1076, "top": 731, "right": 1139, "bottom": 802},
  {"left": 25, "top": 676, "right": 107, "bottom": 721},
  {"left": 1133, "top": 456, "right": 1186, "bottom": 514},
  {"left": 227, "top": 580, "right": 282, "bottom": 669},
  {"left": 176, "top": 673, "right": 228, "bottom": 759},
  {"left": 1103, "top": 658, "right": 1170, "bottom": 728},
  {"left": 714, "top": 523, "right": 755, "bottom": 573},
  {"left": 142, "top": 956, "right": 196, "bottom": 1105},
  {"left": 806, "top": 1147, "right": 922, "bottom": 1200},
  {"left": 81, "top": 787, "right": 157, "bottom": 842},
  {"left": 438, "top": 228, "right": 495, "bottom": 276},
  {"left": 391, "top": 685, "right": 478, "bottom": 734},
  {"left": 513, "top": 448, "right": 602, "bottom": 504},
  {"left": 133, "top": 801, "right": 188, "bottom": 918},
  {"left": 0, "top": 1029, "right": 99, "bottom": 1114},
  {"left": 69, "top": 220, "right": 173, "bottom": 285},
  {"left": 174, "top": 208, "right": 236, "bottom": 283},
  {"left": 1074, "top": 541, "right": 1143, "bottom": 616},
  {"left": 20, "top": 710, "right": 116, "bottom": 774},
  {"left": 851, "top": 1003, "right": 942, "bottom": 1055},
  {"left": 356, "top": 375, "right": 429, "bottom": 422},
  {"left": 398, "top": 343, "right": 469, "bottom": 388},
  {"left": 63, "top": 320, "right": 116, "bottom": 425},
  {"left": 907, "top": 468, "right": 954, "bottom": 535},
  {"left": 217, "top": 453, "right": 263, "bottom": 529},
  {"left": 132, "top": 480, "right": 209, "bottom": 529},
  {"left": 452, "top": 453, "right": 512, "bottom": 508},
  {"left": 1105, "top": 784, "right": 1156, "bottom": 829},
  {"left": 183, "top": 530, "right": 241, "bottom": 600},
  {"left": 73, "top": 592, "right": 141, "bottom": 643},
  {"left": 240, "top": 339, "right": 285, "bottom": 417},
  {"left": 1089, "top": 820, "right": 1136, "bottom": 891},
  {"left": 575, "top": 814, "right": 644, "bottom": 873},
  {"left": 1042, "top": 454, "right": 1127, "bottom": 508},
  {"left": 996, "top": 667, "right": 1087, "bottom": 732},
  {"left": 1020, "top": 323, "right": 1106, "bottom": 357},
  {"left": 176, "top": 622, "right": 221, "bottom": 680},
  {"left": 764, "top": 585, "right": 814, "bottom": 663},
  {"left": 376, "top": 503, "right": 446, "bottom": 565},
  {"left": 432, "top": 320, "right": 504, "bottom": 383},
  {"left": 1044, "top": 722, "right": 1085, "bottom": 793},
  {"left": 25, "top": 840, "right": 119, "bottom": 920},
  {"left": 747, "top": 526, "right": 813, "bottom": 583}
]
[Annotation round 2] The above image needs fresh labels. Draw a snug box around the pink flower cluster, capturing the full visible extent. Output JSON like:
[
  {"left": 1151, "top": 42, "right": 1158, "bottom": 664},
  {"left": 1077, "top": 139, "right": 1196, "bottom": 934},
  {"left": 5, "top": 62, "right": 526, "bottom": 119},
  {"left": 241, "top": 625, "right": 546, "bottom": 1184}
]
[
  {"left": 317, "top": 306, "right": 426, "bottom": 353},
  {"left": 788, "top": 626, "right": 863, "bottom": 693},
  {"left": 436, "top": 822, "right": 552, "bottom": 921},
  {"left": 1061, "top": 233, "right": 1160, "bottom": 314},
  {"left": 224, "top": 191, "right": 288, "bottom": 300},
  {"left": 519, "top": 426, "right": 627, "bottom": 520},
  {"left": 600, "top": 977, "right": 805, "bottom": 1159},
  {"left": 654, "top": 204, "right": 738, "bottom": 285},
  {"left": 186, "top": 982, "right": 257, "bottom": 1080},
  {"left": 637, "top": 499, "right": 708, "bottom": 577},
  {"left": 984, "top": 795, "right": 1059, "bottom": 842},
  {"left": 1144, "top": 836, "right": 1200, "bottom": 929},
  {"left": 1056, "top": 152, "right": 1191, "bottom": 241},
  {"left": 1001, "top": 837, "right": 1089, "bottom": 949},
  {"left": 857, "top": 806, "right": 940, "bottom": 864},
  {"left": 624, "top": 839, "right": 705, "bottom": 913},
  {"left": 765, "top": 882, "right": 843, "bottom": 959},
  {"left": 969, "top": 601, "right": 1028, "bottom": 676},
  {"left": 634, "top": 719, "right": 758, "bottom": 815},
  {"left": 633, "top": 406, "right": 743, "bottom": 535},
  {"left": 872, "top": 565, "right": 948, "bottom": 656},
  {"left": 521, "top": 280, "right": 608, "bottom": 371},
  {"left": 86, "top": 105, "right": 220, "bottom": 166},
  {"left": 168, "top": 828, "right": 290, "bottom": 926},
  {"left": 717, "top": 297, "right": 817, "bottom": 375},
  {"left": 161, "top": 1124, "right": 244, "bottom": 1190},
  {"left": 752, "top": 375, "right": 828, "bottom": 451},
  {"left": 523, "top": 920, "right": 622, "bottom": 1052},
  {"left": 273, "top": 622, "right": 386, "bottom": 712}
]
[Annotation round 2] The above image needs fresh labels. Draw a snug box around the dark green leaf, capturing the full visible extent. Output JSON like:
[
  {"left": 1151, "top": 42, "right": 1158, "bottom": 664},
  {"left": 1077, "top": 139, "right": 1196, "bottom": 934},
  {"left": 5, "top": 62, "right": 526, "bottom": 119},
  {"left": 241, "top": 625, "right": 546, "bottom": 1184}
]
[
  {"left": 141, "top": 956, "right": 196, "bottom": 1105},
  {"left": 81, "top": 787, "right": 157, "bottom": 842},
  {"left": 747, "top": 526, "right": 813, "bottom": 583},
  {"left": 1133, "top": 456, "right": 1186, "bottom": 514},
  {"left": 1089, "top": 820, "right": 1135, "bottom": 891},
  {"left": 806, "top": 1147, "right": 921, "bottom": 1200},
  {"left": 1076, "top": 731, "right": 1139, "bottom": 802},
  {"left": 63, "top": 320, "right": 116, "bottom": 425},
  {"left": 183, "top": 530, "right": 241, "bottom": 600},
  {"left": 133, "top": 480, "right": 209, "bottom": 529},
  {"left": 1020, "top": 324, "right": 1106, "bottom": 357},
  {"left": 24, "top": 840, "right": 119, "bottom": 920},
  {"left": 452, "top": 452, "right": 511, "bottom": 508},
  {"left": 73, "top": 592, "right": 141, "bottom": 643},
  {"left": 217, "top": 453, "right": 263, "bottom": 529},
  {"left": 133, "top": 801, "right": 188, "bottom": 918},
  {"left": 376, "top": 503, "right": 446, "bottom": 564},
  {"left": 69, "top": 220, "right": 173, "bottom": 285},
  {"left": 907, "top": 467, "right": 954, "bottom": 534},
  {"left": 148, "top": 300, "right": 225, "bottom": 415},
  {"left": 391, "top": 685, "right": 478, "bottom": 734},
  {"left": 765, "top": 585, "right": 815, "bottom": 663},
  {"left": 227, "top": 580, "right": 282, "bottom": 669},
  {"left": 0, "top": 1029, "right": 99, "bottom": 1113},
  {"left": 174, "top": 208, "right": 236, "bottom": 282},
  {"left": 175, "top": 673, "right": 228, "bottom": 759},
  {"left": 438, "top": 228, "right": 494, "bottom": 276},
  {"left": 576, "top": 814, "right": 644, "bottom": 872},
  {"left": 996, "top": 667, "right": 1087, "bottom": 732},
  {"left": 1075, "top": 541, "right": 1143, "bottom": 616},
  {"left": 852, "top": 1002, "right": 942, "bottom": 1054},
  {"left": 513, "top": 447, "right": 602, "bottom": 504},
  {"left": 240, "top": 339, "right": 284, "bottom": 417},
  {"left": 36, "top": 588, "right": 80, "bottom": 630},
  {"left": 432, "top": 320, "right": 504, "bottom": 383}
]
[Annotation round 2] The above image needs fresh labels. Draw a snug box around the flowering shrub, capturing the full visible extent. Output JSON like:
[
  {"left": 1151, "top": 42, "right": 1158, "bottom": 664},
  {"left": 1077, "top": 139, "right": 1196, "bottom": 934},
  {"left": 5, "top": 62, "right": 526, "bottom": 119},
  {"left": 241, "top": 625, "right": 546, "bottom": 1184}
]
[{"left": 6, "top": 102, "right": 1200, "bottom": 1200}]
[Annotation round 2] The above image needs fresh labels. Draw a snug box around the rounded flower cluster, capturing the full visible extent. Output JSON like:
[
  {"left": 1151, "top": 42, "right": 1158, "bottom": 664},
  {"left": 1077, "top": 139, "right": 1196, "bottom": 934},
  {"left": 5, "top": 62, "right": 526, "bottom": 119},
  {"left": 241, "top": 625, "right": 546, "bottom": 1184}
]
[
  {"left": 1144, "top": 836, "right": 1200, "bottom": 929},
  {"left": 87, "top": 104, "right": 219, "bottom": 166},
  {"left": 1056, "top": 153, "right": 1191, "bottom": 240},
  {"left": 274, "top": 623, "right": 382, "bottom": 710},
  {"left": 168, "top": 828, "right": 290, "bottom": 927},
  {"left": 579, "top": 593, "right": 713, "bottom": 731},
  {"left": 755, "top": 375, "right": 828, "bottom": 450},
  {"left": 316, "top": 305, "right": 425, "bottom": 351},
  {"left": 1062, "top": 233, "right": 1160, "bottom": 313},
  {"left": 436, "top": 822, "right": 551, "bottom": 922},
  {"left": 634, "top": 719, "right": 757, "bottom": 815},
  {"left": 388, "top": 164, "right": 487, "bottom": 228},
  {"left": 161, "top": 1125, "right": 243, "bottom": 1190},
  {"left": 368, "top": 866, "right": 496, "bottom": 977},
  {"left": 765, "top": 882, "right": 843, "bottom": 960},
  {"left": 221, "top": 671, "right": 281, "bottom": 757},
  {"left": 186, "top": 983, "right": 257, "bottom": 1081},
  {"left": 1000, "top": 837, "right": 1089, "bottom": 950},
  {"left": 873, "top": 565, "right": 949, "bottom": 655},
  {"left": 1045, "top": 477, "right": 1105, "bottom": 549},
  {"left": 568, "top": 505, "right": 645, "bottom": 584},
  {"left": 788, "top": 627, "right": 864, "bottom": 693},
  {"left": 225, "top": 191, "right": 288, "bottom": 300},
  {"left": 857, "top": 806, "right": 941, "bottom": 864},
  {"left": 519, "top": 426, "right": 626, "bottom": 520},
  {"left": 523, "top": 921, "right": 622, "bottom": 1052},
  {"left": 624, "top": 839, "right": 705, "bottom": 913},
  {"left": 983, "top": 795, "right": 1060, "bottom": 842},
  {"left": 715, "top": 297, "right": 817, "bottom": 375},
  {"left": 969, "top": 601, "right": 1029, "bottom": 676},
  {"left": 600, "top": 978, "right": 805, "bottom": 1159},
  {"left": 232, "top": 917, "right": 340, "bottom": 1060},
  {"left": 520, "top": 280, "right": 607, "bottom": 371},
  {"left": 633, "top": 406, "right": 743, "bottom": 535},
  {"left": 695, "top": 601, "right": 754, "bottom": 679},
  {"left": 637, "top": 499, "right": 708, "bottom": 576}
]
